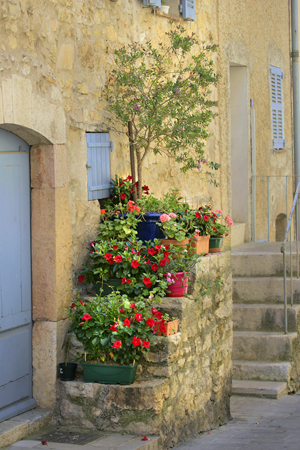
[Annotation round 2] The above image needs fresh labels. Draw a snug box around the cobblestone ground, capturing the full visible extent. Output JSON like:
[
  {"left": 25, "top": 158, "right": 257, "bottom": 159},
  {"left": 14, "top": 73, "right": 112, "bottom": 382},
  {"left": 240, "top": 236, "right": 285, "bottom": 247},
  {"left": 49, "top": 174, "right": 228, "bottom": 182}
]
[{"left": 174, "top": 392, "right": 300, "bottom": 450}]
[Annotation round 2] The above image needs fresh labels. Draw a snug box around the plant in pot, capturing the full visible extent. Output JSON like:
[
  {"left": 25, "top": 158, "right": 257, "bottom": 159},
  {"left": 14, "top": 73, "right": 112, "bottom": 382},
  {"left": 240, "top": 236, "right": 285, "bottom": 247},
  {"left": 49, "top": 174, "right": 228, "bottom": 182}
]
[
  {"left": 103, "top": 26, "right": 220, "bottom": 199},
  {"left": 156, "top": 313, "right": 179, "bottom": 337},
  {"left": 158, "top": 212, "right": 191, "bottom": 247},
  {"left": 59, "top": 333, "right": 77, "bottom": 381},
  {"left": 67, "top": 293, "right": 157, "bottom": 384},
  {"left": 209, "top": 209, "right": 234, "bottom": 252},
  {"left": 163, "top": 246, "right": 201, "bottom": 297},
  {"left": 189, "top": 204, "right": 214, "bottom": 255},
  {"left": 97, "top": 203, "right": 141, "bottom": 242},
  {"left": 78, "top": 238, "right": 169, "bottom": 302}
]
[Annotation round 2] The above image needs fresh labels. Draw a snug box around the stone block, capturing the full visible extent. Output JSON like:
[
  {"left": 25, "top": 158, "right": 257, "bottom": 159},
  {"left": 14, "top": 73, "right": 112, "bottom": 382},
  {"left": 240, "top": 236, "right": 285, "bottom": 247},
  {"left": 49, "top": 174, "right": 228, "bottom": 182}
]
[
  {"left": 57, "top": 44, "right": 74, "bottom": 70},
  {"left": 30, "top": 144, "right": 68, "bottom": 189}
]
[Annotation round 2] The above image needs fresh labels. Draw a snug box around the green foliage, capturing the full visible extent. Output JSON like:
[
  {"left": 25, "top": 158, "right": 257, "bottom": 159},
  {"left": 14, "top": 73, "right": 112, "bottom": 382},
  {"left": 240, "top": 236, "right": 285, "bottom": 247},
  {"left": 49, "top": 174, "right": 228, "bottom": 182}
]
[
  {"left": 98, "top": 210, "right": 140, "bottom": 242},
  {"left": 68, "top": 293, "right": 155, "bottom": 365},
  {"left": 103, "top": 26, "right": 220, "bottom": 195},
  {"left": 164, "top": 245, "right": 201, "bottom": 274}
]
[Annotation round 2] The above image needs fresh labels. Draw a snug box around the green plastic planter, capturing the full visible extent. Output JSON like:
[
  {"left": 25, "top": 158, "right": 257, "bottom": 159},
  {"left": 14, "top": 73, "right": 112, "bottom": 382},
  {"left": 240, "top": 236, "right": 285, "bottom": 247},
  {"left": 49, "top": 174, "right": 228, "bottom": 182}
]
[
  {"left": 209, "top": 237, "right": 224, "bottom": 253},
  {"left": 81, "top": 362, "right": 138, "bottom": 385}
]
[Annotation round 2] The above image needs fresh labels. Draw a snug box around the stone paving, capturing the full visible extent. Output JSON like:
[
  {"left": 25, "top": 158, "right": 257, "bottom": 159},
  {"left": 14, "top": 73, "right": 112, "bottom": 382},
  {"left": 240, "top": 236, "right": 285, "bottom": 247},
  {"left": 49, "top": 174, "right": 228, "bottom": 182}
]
[
  {"left": 174, "top": 392, "right": 300, "bottom": 450},
  {"left": 4, "top": 392, "right": 300, "bottom": 450}
]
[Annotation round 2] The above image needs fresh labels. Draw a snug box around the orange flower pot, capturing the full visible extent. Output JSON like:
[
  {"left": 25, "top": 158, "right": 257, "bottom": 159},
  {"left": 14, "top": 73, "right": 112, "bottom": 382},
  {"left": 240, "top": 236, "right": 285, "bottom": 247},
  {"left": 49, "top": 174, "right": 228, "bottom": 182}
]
[
  {"left": 190, "top": 235, "right": 210, "bottom": 255},
  {"left": 157, "top": 318, "right": 179, "bottom": 337},
  {"left": 159, "top": 238, "right": 190, "bottom": 248}
]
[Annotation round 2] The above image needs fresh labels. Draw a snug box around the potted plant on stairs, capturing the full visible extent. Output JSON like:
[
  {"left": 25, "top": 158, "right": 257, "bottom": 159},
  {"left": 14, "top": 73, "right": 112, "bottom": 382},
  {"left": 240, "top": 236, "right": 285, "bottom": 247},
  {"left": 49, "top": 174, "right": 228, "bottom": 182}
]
[
  {"left": 59, "top": 333, "right": 77, "bottom": 381},
  {"left": 67, "top": 293, "right": 156, "bottom": 385},
  {"left": 209, "top": 209, "right": 234, "bottom": 252}
]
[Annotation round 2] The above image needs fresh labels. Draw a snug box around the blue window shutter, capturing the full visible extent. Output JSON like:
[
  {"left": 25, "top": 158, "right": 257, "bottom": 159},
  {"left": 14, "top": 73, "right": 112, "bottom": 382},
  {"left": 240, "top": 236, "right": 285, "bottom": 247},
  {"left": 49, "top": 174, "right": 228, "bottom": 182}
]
[
  {"left": 143, "top": 0, "right": 161, "bottom": 6},
  {"left": 270, "top": 66, "right": 284, "bottom": 149},
  {"left": 182, "top": 0, "right": 195, "bottom": 20},
  {"left": 86, "top": 133, "right": 112, "bottom": 200}
]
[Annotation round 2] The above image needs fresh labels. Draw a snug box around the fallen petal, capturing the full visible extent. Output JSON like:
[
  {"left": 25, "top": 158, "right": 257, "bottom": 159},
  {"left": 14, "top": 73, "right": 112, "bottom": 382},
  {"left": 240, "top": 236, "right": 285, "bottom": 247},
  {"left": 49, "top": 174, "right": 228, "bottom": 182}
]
[
  {"left": 41, "top": 442, "right": 48, "bottom": 446},
  {"left": 141, "top": 436, "right": 149, "bottom": 441}
]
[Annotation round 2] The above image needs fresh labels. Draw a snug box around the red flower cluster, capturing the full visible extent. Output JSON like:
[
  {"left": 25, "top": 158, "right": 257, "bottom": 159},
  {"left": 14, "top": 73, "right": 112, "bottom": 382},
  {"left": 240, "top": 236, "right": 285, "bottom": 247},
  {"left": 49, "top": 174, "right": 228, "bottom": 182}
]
[
  {"left": 122, "top": 277, "right": 132, "bottom": 284},
  {"left": 142, "top": 277, "right": 152, "bottom": 288},
  {"left": 128, "top": 200, "right": 140, "bottom": 213}
]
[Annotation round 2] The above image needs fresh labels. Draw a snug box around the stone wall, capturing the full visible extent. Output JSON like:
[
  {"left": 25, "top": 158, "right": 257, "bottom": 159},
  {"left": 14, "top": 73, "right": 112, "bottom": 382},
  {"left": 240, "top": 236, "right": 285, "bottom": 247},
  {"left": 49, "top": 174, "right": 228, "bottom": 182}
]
[{"left": 54, "top": 251, "right": 232, "bottom": 447}]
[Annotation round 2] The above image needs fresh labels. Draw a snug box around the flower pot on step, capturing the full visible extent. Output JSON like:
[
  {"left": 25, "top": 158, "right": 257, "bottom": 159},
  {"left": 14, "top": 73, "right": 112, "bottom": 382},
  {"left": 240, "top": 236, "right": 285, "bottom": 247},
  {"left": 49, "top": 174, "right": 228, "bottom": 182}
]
[
  {"left": 136, "top": 212, "right": 165, "bottom": 242},
  {"left": 157, "top": 318, "right": 179, "bottom": 336},
  {"left": 81, "top": 362, "right": 138, "bottom": 385},
  {"left": 190, "top": 235, "right": 210, "bottom": 255},
  {"left": 209, "top": 236, "right": 224, "bottom": 253},
  {"left": 59, "top": 362, "right": 77, "bottom": 381},
  {"left": 163, "top": 272, "right": 188, "bottom": 297},
  {"left": 159, "top": 238, "right": 190, "bottom": 248}
]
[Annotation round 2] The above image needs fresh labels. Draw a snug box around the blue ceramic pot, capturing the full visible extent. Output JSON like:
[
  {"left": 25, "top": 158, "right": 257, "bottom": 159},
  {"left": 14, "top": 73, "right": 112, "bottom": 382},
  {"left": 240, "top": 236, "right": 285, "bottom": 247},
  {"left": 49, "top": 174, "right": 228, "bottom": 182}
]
[{"left": 136, "top": 212, "right": 165, "bottom": 242}]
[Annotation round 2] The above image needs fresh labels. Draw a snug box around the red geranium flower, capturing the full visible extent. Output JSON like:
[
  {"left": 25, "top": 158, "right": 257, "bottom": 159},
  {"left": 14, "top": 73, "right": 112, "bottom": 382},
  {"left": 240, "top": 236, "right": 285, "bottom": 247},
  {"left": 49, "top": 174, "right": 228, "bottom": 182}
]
[
  {"left": 131, "top": 249, "right": 137, "bottom": 254},
  {"left": 142, "top": 340, "right": 150, "bottom": 348},
  {"left": 135, "top": 313, "right": 143, "bottom": 322},
  {"left": 119, "top": 307, "right": 125, "bottom": 314},
  {"left": 120, "top": 193, "right": 126, "bottom": 200},
  {"left": 79, "top": 300, "right": 84, "bottom": 304},
  {"left": 132, "top": 336, "right": 141, "bottom": 347},
  {"left": 130, "top": 302, "right": 136, "bottom": 309},
  {"left": 151, "top": 263, "right": 159, "bottom": 272},
  {"left": 82, "top": 314, "right": 92, "bottom": 321},
  {"left": 112, "top": 340, "right": 122, "bottom": 349},
  {"left": 100, "top": 209, "right": 105, "bottom": 214},
  {"left": 195, "top": 212, "right": 201, "bottom": 219},
  {"left": 148, "top": 248, "right": 156, "bottom": 256},
  {"left": 160, "top": 323, "right": 166, "bottom": 333},
  {"left": 159, "top": 259, "right": 166, "bottom": 267},
  {"left": 152, "top": 308, "right": 157, "bottom": 315},
  {"left": 155, "top": 244, "right": 162, "bottom": 251},
  {"left": 78, "top": 275, "right": 85, "bottom": 282},
  {"left": 130, "top": 188, "right": 135, "bottom": 194},
  {"left": 110, "top": 325, "right": 117, "bottom": 332},
  {"left": 104, "top": 253, "right": 112, "bottom": 261},
  {"left": 112, "top": 245, "right": 118, "bottom": 250},
  {"left": 89, "top": 242, "right": 95, "bottom": 247},
  {"left": 203, "top": 215, "right": 209, "bottom": 221},
  {"left": 124, "top": 318, "right": 131, "bottom": 327},
  {"left": 155, "top": 311, "right": 163, "bottom": 319},
  {"left": 70, "top": 303, "right": 75, "bottom": 309},
  {"left": 131, "top": 260, "right": 140, "bottom": 269},
  {"left": 114, "top": 255, "right": 123, "bottom": 263},
  {"left": 142, "top": 277, "right": 152, "bottom": 288},
  {"left": 146, "top": 259, "right": 151, "bottom": 265}
]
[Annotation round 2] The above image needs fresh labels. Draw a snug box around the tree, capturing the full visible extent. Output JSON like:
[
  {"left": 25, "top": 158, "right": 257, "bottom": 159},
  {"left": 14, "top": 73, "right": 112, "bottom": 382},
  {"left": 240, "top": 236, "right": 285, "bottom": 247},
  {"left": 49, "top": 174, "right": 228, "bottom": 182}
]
[{"left": 104, "top": 25, "right": 220, "bottom": 199}]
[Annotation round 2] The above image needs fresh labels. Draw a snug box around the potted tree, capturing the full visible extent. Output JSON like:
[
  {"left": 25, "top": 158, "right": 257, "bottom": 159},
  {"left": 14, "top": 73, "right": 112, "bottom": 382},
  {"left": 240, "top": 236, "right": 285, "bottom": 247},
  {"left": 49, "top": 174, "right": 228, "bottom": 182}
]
[
  {"left": 67, "top": 293, "right": 158, "bottom": 384},
  {"left": 103, "top": 26, "right": 220, "bottom": 198}
]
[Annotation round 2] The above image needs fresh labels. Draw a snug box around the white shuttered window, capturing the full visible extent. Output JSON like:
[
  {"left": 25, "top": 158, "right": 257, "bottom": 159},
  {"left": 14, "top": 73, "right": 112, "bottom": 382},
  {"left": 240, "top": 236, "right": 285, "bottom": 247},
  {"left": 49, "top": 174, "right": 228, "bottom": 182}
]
[
  {"left": 86, "top": 133, "right": 112, "bottom": 201},
  {"left": 270, "top": 65, "right": 285, "bottom": 150}
]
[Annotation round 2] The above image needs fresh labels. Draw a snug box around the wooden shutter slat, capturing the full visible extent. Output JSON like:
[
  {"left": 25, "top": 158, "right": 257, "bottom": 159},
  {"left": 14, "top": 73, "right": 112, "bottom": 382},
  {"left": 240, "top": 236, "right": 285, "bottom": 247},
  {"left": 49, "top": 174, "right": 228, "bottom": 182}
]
[{"left": 143, "top": 0, "right": 161, "bottom": 7}]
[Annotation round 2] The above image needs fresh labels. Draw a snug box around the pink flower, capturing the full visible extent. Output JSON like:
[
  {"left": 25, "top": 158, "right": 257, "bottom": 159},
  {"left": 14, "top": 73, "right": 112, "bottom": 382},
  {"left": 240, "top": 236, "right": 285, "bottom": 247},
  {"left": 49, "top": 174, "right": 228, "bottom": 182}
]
[
  {"left": 169, "top": 212, "right": 177, "bottom": 218},
  {"left": 215, "top": 209, "right": 223, "bottom": 215},
  {"left": 160, "top": 213, "right": 170, "bottom": 223},
  {"left": 225, "top": 216, "right": 234, "bottom": 226}
]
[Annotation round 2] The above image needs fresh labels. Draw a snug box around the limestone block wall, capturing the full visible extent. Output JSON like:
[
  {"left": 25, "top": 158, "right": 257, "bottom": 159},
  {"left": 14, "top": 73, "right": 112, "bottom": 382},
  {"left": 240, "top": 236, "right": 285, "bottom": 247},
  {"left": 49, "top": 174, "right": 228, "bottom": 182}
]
[{"left": 54, "top": 251, "right": 232, "bottom": 447}]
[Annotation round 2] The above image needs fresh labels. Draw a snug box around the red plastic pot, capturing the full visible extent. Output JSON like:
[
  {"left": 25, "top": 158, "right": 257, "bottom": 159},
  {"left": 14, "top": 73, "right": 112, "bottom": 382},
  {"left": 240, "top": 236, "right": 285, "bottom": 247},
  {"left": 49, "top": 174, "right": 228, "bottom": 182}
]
[{"left": 163, "top": 272, "right": 188, "bottom": 297}]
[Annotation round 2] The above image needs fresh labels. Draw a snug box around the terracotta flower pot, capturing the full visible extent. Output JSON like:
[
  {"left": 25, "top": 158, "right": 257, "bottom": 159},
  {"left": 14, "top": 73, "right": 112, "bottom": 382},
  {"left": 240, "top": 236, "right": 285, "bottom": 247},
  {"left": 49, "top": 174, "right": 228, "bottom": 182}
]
[
  {"left": 157, "top": 318, "right": 179, "bottom": 336},
  {"left": 209, "top": 236, "right": 224, "bottom": 253},
  {"left": 163, "top": 272, "right": 188, "bottom": 297},
  {"left": 159, "top": 238, "right": 190, "bottom": 248},
  {"left": 190, "top": 235, "right": 210, "bottom": 255}
]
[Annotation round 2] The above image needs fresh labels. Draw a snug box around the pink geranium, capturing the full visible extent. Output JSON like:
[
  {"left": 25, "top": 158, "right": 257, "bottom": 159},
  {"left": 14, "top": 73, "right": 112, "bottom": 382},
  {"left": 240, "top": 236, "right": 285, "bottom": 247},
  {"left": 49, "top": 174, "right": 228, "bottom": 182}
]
[
  {"left": 225, "top": 216, "right": 234, "bottom": 226},
  {"left": 215, "top": 209, "right": 223, "bottom": 215},
  {"left": 169, "top": 212, "right": 177, "bottom": 218},
  {"left": 160, "top": 213, "right": 170, "bottom": 222}
]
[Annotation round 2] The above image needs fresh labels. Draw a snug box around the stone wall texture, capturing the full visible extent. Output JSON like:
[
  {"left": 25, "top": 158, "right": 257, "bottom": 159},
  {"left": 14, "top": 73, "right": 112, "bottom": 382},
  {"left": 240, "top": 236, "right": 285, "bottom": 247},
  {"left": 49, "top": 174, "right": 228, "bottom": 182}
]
[{"left": 54, "top": 251, "right": 232, "bottom": 447}]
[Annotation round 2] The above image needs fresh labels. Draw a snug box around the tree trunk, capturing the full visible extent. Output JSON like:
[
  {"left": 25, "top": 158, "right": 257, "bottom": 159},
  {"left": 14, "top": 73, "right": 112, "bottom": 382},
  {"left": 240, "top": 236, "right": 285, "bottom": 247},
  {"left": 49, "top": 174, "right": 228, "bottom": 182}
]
[
  {"left": 136, "top": 147, "right": 143, "bottom": 199},
  {"left": 128, "top": 121, "right": 137, "bottom": 202}
]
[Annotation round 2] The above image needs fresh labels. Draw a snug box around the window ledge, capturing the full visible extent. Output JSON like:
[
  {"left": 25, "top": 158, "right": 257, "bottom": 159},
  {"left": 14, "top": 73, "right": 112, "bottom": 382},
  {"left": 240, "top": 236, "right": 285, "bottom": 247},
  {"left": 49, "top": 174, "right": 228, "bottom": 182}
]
[{"left": 151, "top": 9, "right": 183, "bottom": 21}]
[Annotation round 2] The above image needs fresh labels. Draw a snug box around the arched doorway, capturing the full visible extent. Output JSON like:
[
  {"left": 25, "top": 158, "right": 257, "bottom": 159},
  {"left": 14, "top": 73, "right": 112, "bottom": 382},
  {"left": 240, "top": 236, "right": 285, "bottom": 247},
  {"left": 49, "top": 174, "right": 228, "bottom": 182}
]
[{"left": 0, "top": 129, "right": 36, "bottom": 421}]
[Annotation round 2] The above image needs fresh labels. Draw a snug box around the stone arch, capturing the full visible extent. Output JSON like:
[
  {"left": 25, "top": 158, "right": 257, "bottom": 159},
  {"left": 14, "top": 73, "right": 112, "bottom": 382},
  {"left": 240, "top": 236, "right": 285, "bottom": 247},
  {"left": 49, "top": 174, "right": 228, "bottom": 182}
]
[
  {"left": 0, "top": 76, "right": 71, "bottom": 409},
  {"left": 276, "top": 213, "right": 287, "bottom": 242}
]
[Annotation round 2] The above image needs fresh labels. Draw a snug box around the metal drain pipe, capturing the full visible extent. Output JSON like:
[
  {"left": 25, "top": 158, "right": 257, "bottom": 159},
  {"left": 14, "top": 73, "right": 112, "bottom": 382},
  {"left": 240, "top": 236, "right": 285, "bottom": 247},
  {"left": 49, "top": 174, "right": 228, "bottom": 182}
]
[{"left": 291, "top": 0, "right": 300, "bottom": 237}]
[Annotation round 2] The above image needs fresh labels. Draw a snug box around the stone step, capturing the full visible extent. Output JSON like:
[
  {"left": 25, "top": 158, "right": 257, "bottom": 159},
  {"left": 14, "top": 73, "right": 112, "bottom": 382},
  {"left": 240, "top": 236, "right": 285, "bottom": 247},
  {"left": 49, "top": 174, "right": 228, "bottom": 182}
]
[
  {"left": 233, "top": 304, "right": 300, "bottom": 332},
  {"left": 231, "top": 223, "right": 245, "bottom": 247},
  {"left": 232, "top": 380, "right": 288, "bottom": 399},
  {"left": 232, "top": 331, "right": 298, "bottom": 361},
  {"left": 231, "top": 242, "right": 299, "bottom": 277},
  {"left": 233, "top": 360, "right": 292, "bottom": 382},
  {"left": 232, "top": 277, "right": 300, "bottom": 304}
]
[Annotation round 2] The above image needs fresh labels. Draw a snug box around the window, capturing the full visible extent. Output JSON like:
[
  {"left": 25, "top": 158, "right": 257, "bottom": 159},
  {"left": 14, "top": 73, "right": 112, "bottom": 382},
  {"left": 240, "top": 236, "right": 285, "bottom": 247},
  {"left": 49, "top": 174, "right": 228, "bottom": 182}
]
[
  {"left": 143, "top": 0, "right": 195, "bottom": 20},
  {"left": 270, "top": 65, "right": 285, "bottom": 150},
  {"left": 86, "top": 133, "right": 112, "bottom": 200}
]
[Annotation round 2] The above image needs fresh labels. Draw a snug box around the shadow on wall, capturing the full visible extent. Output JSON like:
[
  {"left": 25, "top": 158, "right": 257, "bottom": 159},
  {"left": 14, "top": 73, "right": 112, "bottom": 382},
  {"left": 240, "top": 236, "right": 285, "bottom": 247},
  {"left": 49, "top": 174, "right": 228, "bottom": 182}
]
[{"left": 276, "top": 213, "right": 287, "bottom": 241}]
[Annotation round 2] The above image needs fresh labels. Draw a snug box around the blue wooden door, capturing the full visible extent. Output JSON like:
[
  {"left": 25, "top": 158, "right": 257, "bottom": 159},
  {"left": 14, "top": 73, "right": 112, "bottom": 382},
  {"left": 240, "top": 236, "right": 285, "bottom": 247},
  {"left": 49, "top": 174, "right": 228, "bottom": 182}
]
[{"left": 0, "top": 129, "right": 36, "bottom": 422}]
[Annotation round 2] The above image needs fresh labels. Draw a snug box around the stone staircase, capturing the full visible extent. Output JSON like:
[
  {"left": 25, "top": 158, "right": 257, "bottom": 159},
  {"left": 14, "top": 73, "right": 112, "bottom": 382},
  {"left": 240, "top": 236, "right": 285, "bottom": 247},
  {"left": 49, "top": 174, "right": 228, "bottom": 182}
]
[{"left": 231, "top": 242, "right": 300, "bottom": 399}]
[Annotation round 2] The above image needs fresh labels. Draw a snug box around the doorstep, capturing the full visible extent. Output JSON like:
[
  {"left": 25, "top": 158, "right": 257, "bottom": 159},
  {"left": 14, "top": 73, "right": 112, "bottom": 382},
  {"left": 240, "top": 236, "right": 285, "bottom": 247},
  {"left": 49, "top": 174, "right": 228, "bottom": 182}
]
[
  {"left": 4, "top": 430, "right": 162, "bottom": 450},
  {"left": 0, "top": 409, "right": 53, "bottom": 449}
]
